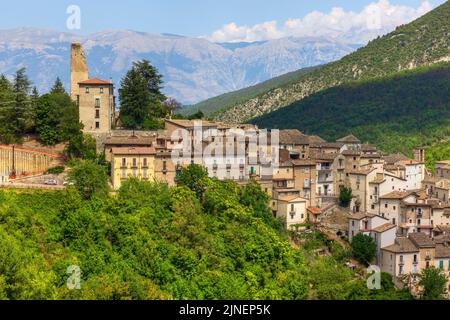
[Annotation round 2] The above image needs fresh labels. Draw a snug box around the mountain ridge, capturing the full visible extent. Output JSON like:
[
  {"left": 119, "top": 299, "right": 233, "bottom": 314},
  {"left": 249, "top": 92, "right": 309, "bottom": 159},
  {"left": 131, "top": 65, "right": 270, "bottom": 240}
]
[
  {"left": 205, "top": 1, "right": 450, "bottom": 123},
  {"left": 0, "top": 28, "right": 359, "bottom": 104}
]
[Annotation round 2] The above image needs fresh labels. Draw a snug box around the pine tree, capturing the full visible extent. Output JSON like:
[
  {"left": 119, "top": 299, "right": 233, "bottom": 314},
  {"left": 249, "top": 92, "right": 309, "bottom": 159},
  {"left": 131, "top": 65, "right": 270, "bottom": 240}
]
[
  {"left": 0, "top": 75, "right": 16, "bottom": 143},
  {"left": 30, "top": 87, "right": 39, "bottom": 129},
  {"left": 12, "top": 68, "right": 32, "bottom": 136},
  {"left": 133, "top": 60, "right": 166, "bottom": 102},
  {"left": 51, "top": 77, "right": 66, "bottom": 94}
]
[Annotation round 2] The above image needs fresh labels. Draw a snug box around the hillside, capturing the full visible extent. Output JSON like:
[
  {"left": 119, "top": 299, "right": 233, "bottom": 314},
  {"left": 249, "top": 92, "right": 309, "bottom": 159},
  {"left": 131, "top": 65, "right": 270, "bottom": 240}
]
[
  {"left": 182, "top": 66, "right": 318, "bottom": 116},
  {"left": 209, "top": 1, "right": 450, "bottom": 123},
  {"left": 251, "top": 63, "right": 450, "bottom": 156}
]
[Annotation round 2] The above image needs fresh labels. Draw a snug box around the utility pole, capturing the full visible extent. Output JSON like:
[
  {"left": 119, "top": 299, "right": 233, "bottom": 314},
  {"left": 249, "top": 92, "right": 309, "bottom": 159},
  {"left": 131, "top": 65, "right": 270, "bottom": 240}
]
[{"left": 11, "top": 145, "right": 16, "bottom": 179}]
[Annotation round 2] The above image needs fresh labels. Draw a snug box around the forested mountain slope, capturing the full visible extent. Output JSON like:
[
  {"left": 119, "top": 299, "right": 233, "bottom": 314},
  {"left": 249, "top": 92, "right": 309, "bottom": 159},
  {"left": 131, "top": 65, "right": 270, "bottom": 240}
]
[
  {"left": 252, "top": 63, "right": 450, "bottom": 156},
  {"left": 210, "top": 1, "right": 450, "bottom": 123}
]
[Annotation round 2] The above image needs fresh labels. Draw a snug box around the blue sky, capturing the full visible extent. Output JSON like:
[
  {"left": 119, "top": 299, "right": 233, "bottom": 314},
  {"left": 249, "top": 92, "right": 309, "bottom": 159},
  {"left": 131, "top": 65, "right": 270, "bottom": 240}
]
[{"left": 0, "top": 0, "right": 445, "bottom": 38}]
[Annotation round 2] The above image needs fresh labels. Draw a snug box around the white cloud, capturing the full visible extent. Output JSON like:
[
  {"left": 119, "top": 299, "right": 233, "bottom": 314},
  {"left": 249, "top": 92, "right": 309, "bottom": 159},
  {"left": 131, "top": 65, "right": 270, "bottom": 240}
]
[{"left": 208, "top": 0, "right": 434, "bottom": 43}]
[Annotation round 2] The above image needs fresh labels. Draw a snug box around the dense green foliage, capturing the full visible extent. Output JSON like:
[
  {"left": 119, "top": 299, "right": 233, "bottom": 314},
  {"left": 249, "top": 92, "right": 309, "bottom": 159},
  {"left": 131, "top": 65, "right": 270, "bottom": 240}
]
[
  {"left": 68, "top": 160, "right": 110, "bottom": 199},
  {"left": 351, "top": 234, "right": 377, "bottom": 265},
  {"left": 47, "top": 166, "right": 65, "bottom": 175},
  {"left": 207, "top": 2, "right": 450, "bottom": 124},
  {"left": 185, "top": 67, "right": 317, "bottom": 117},
  {"left": 119, "top": 60, "right": 168, "bottom": 130},
  {"left": 339, "top": 186, "right": 353, "bottom": 207},
  {"left": 426, "top": 139, "right": 450, "bottom": 170},
  {"left": 253, "top": 64, "right": 450, "bottom": 156},
  {"left": 0, "top": 171, "right": 413, "bottom": 300},
  {"left": 418, "top": 267, "right": 448, "bottom": 300},
  {"left": 175, "top": 164, "right": 209, "bottom": 200}
]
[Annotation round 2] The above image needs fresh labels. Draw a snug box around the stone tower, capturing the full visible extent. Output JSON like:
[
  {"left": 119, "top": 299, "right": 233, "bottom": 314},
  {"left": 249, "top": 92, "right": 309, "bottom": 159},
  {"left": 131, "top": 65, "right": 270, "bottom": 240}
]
[
  {"left": 413, "top": 147, "right": 425, "bottom": 163},
  {"left": 70, "top": 43, "right": 89, "bottom": 100}
]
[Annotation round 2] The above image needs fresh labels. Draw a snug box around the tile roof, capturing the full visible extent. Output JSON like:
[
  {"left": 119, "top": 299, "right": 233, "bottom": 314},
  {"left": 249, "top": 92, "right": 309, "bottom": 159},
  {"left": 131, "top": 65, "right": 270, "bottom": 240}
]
[
  {"left": 307, "top": 207, "right": 322, "bottom": 215},
  {"left": 78, "top": 77, "right": 112, "bottom": 85},
  {"left": 372, "top": 223, "right": 397, "bottom": 233},
  {"left": 348, "top": 213, "right": 377, "bottom": 220},
  {"left": 336, "top": 134, "right": 361, "bottom": 143},
  {"left": 435, "top": 244, "right": 450, "bottom": 258},
  {"left": 166, "top": 119, "right": 218, "bottom": 128},
  {"left": 111, "top": 147, "right": 156, "bottom": 155},
  {"left": 380, "top": 191, "right": 414, "bottom": 200},
  {"left": 383, "top": 153, "right": 409, "bottom": 165},
  {"left": 409, "top": 233, "right": 435, "bottom": 248},
  {"left": 382, "top": 238, "right": 419, "bottom": 253},
  {"left": 279, "top": 129, "right": 308, "bottom": 145},
  {"left": 278, "top": 195, "right": 305, "bottom": 202},
  {"left": 105, "top": 136, "right": 155, "bottom": 146},
  {"left": 292, "top": 159, "right": 317, "bottom": 166}
]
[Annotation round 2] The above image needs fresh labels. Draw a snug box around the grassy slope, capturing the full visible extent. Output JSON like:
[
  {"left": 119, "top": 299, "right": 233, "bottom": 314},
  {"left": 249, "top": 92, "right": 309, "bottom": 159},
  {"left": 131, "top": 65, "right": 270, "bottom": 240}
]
[{"left": 251, "top": 63, "right": 450, "bottom": 156}]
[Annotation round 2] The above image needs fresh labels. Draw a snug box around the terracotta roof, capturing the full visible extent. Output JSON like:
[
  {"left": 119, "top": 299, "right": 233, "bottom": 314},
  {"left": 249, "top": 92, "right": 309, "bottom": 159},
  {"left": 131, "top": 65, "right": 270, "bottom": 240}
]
[
  {"left": 78, "top": 77, "right": 112, "bottom": 85},
  {"left": 380, "top": 191, "right": 414, "bottom": 200},
  {"left": 382, "top": 238, "right": 419, "bottom": 253},
  {"left": 105, "top": 136, "right": 155, "bottom": 146},
  {"left": 308, "top": 135, "right": 327, "bottom": 144},
  {"left": 292, "top": 159, "right": 317, "bottom": 166},
  {"left": 348, "top": 213, "right": 377, "bottom": 220},
  {"left": 398, "top": 159, "right": 423, "bottom": 165},
  {"left": 111, "top": 147, "right": 156, "bottom": 155},
  {"left": 435, "top": 244, "right": 450, "bottom": 258},
  {"left": 409, "top": 233, "right": 435, "bottom": 248},
  {"left": 348, "top": 168, "right": 375, "bottom": 175},
  {"left": 336, "top": 134, "right": 361, "bottom": 144},
  {"left": 361, "top": 144, "right": 378, "bottom": 152},
  {"left": 383, "top": 153, "right": 409, "bottom": 165},
  {"left": 307, "top": 207, "right": 322, "bottom": 215},
  {"left": 422, "top": 175, "right": 441, "bottom": 184},
  {"left": 278, "top": 195, "right": 305, "bottom": 202},
  {"left": 372, "top": 223, "right": 396, "bottom": 233},
  {"left": 279, "top": 129, "right": 308, "bottom": 145}
]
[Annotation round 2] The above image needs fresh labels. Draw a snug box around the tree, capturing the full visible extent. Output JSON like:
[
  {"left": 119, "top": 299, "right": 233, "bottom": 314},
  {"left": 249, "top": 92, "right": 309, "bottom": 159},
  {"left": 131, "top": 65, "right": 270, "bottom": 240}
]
[
  {"left": 119, "top": 60, "right": 166, "bottom": 130},
  {"left": 36, "top": 92, "right": 81, "bottom": 146},
  {"left": 65, "top": 133, "right": 97, "bottom": 160},
  {"left": 175, "top": 164, "right": 209, "bottom": 200},
  {"left": 188, "top": 111, "right": 205, "bottom": 120},
  {"left": 351, "top": 233, "right": 377, "bottom": 265},
  {"left": 163, "top": 98, "right": 182, "bottom": 116},
  {"left": 0, "top": 75, "right": 16, "bottom": 143},
  {"left": 68, "top": 160, "right": 110, "bottom": 199},
  {"left": 12, "top": 68, "right": 32, "bottom": 135},
  {"left": 418, "top": 267, "right": 448, "bottom": 300},
  {"left": 50, "top": 77, "right": 66, "bottom": 94},
  {"left": 339, "top": 186, "right": 353, "bottom": 207}
]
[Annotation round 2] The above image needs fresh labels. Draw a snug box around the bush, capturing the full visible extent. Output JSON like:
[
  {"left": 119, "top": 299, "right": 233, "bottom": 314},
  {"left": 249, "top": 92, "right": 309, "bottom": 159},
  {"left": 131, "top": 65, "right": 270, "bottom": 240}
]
[
  {"left": 47, "top": 166, "right": 65, "bottom": 175},
  {"left": 351, "top": 233, "right": 377, "bottom": 265}
]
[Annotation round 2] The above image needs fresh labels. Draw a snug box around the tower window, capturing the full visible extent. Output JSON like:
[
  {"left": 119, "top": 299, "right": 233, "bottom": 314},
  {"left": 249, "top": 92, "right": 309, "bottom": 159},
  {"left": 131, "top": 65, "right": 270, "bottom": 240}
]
[
  {"left": 95, "top": 110, "right": 100, "bottom": 119},
  {"left": 100, "top": 87, "right": 104, "bottom": 94},
  {"left": 95, "top": 98, "right": 100, "bottom": 108},
  {"left": 95, "top": 122, "right": 100, "bottom": 129},
  {"left": 86, "top": 87, "right": 90, "bottom": 93}
]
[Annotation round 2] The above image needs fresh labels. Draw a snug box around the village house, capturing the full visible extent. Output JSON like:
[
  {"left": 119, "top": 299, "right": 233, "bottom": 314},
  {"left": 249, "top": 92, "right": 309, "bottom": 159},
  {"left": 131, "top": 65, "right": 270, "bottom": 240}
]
[
  {"left": 436, "top": 160, "right": 450, "bottom": 180},
  {"left": 273, "top": 195, "right": 308, "bottom": 230},
  {"left": 110, "top": 147, "right": 156, "bottom": 190}
]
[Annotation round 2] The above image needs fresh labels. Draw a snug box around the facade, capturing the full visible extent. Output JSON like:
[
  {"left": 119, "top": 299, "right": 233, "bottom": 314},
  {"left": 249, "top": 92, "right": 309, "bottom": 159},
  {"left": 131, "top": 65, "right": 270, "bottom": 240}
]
[
  {"left": 274, "top": 195, "right": 308, "bottom": 229},
  {"left": 111, "top": 147, "right": 156, "bottom": 190}
]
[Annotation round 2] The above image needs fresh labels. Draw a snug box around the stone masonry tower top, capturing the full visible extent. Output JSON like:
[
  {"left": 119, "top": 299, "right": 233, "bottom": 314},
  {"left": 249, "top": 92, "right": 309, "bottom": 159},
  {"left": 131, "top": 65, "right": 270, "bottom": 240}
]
[{"left": 70, "top": 43, "right": 89, "bottom": 100}]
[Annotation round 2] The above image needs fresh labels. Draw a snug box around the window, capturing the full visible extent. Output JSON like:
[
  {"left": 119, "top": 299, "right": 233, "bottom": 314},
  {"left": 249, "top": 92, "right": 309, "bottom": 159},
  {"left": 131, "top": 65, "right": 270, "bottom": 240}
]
[
  {"left": 121, "top": 158, "right": 126, "bottom": 167},
  {"left": 440, "top": 260, "right": 444, "bottom": 270},
  {"left": 414, "top": 255, "right": 418, "bottom": 263},
  {"left": 291, "top": 204, "right": 294, "bottom": 212},
  {"left": 132, "top": 158, "right": 137, "bottom": 167},
  {"left": 393, "top": 218, "right": 396, "bottom": 225},
  {"left": 352, "top": 221, "right": 355, "bottom": 227},
  {"left": 86, "top": 87, "right": 90, "bottom": 93},
  {"left": 143, "top": 158, "right": 148, "bottom": 168},
  {"left": 100, "top": 87, "right": 104, "bottom": 94},
  {"left": 95, "top": 122, "right": 100, "bottom": 129},
  {"left": 95, "top": 98, "right": 100, "bottom": 108},
  {"left": 95, "top": 110, "right": 100, "bottom": 119},
  {"left": 393, "top": 206, "right": 396, "bottom": 210},
  {"left": 399, "top": 265, "right": 404, "bottom": 275},
  {"left": 385, "top": 204, "right": 388, "bottom": 209}
]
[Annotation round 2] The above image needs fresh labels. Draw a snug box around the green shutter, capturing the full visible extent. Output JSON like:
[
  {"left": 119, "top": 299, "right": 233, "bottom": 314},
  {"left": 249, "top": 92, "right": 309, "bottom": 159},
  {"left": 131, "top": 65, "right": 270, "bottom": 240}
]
[{"left": 440, "top": 260, "right": 444, "bottom": 269}]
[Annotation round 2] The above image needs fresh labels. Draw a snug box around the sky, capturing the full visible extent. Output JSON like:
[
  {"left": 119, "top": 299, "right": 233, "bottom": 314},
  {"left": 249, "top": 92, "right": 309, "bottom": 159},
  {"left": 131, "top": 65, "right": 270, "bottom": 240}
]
[{"left": 0, "top": 0, "right": 446, "bottom": 42}]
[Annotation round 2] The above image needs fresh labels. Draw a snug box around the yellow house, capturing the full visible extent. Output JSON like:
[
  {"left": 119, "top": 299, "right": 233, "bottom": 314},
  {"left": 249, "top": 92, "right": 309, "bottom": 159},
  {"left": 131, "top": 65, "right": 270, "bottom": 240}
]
[{"left": 111, "top": 147, "right": 156, "bottom": 190}]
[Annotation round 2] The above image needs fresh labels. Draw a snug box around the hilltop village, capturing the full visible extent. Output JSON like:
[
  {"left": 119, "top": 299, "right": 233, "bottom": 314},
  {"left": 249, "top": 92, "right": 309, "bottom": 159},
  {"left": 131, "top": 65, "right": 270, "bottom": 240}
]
[{"left": 1, "top": 43, "right": 450, "bottom": 296}]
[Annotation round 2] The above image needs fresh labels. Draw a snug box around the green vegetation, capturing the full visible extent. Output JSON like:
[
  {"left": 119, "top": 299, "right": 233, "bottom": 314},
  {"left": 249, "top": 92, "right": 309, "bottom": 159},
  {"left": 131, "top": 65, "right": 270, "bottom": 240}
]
[
  {"left": 418, "top": 267, "right": 448, "bottom": 300},
  {"left": 351, "top": 234, "right": 377, "bottom": 265},
  {"left": 185, "top": 67, "right": 317, "bottom": 117},
  {"left": 339, "top": 186, "right": 353, "bottom": 208},
  {"left": 67, "top": 160, "right": 110, "bottom": 200},
  {"left": 47, "top": 166, "right": 65, "bottom": 175},
  {"left": 253, "top": 63, "right": 450, "bottom": 156},
  {"left": 207, "top": 1, "right": 450, "bottom": 123},
  {"left": 426, "top": 139, "right": 450, "bottom": 171},
  {"left": 0, "top": 163, "right": 412, "bottom": 300},
  {"left": 175, "top": 163, "right": 209, "bottom": 200},
  {"left": 119, "top": 60, "right": 169, "bottom": 130}
]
